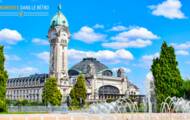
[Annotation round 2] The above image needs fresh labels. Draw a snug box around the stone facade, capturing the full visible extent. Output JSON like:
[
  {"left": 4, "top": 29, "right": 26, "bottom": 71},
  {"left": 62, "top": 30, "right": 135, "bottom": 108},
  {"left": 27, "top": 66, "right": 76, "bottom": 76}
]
[
  {"left": 6, "top": 58, "right": 139, "bottom": 102},
  {"left": 68, "top": 57, "right": 139, "bottom": 101},
  {"left": 6, "top": 74, "right": 48, "bottom": 101}
]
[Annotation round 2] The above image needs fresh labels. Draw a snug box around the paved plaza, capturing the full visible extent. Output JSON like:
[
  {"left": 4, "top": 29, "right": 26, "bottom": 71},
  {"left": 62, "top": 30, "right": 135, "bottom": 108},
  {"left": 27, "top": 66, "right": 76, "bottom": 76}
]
[{"left": 0, "top": 113, "right": 190, "bottom": 120}]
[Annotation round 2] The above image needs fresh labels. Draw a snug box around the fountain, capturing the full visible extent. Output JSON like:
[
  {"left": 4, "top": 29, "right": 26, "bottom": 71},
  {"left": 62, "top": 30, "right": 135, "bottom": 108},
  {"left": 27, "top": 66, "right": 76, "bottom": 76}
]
[
  {"left": 88, "top": 96, "right": 139, "bottom": 114},
  {"left": 145, "top": 72, "right": 153, "bottom": 113},
  {"left": 161, "top": 96, "right": 190, "bottom": 113},
  {"left": 70, "top": 71, "right": 190, "bottom": 119}
]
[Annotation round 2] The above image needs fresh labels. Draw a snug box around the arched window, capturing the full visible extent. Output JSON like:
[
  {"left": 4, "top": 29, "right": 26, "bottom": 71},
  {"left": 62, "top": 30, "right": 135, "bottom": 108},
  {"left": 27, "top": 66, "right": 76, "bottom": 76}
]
[
  {"left": 99, "top": 85, "right": 119, "bottom": 95},
  {"left": 68, "top": 69, "right": 79, "bottom": 76},
  {"left": 102, "top": 70, "right": 113, "bottom": 76}
]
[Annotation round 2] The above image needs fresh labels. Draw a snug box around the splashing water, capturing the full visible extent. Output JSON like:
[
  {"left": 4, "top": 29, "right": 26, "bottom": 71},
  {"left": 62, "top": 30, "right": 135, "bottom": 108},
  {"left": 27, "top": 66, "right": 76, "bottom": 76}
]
[
  {"left": 161, "top": 96, "right": 190, "bottom": 113},
  {"left": 86, "top": 96, "right": 190, "bottom": 114},
  {"left": 88, "top": 96, "right": 139, "bottom": 114}
]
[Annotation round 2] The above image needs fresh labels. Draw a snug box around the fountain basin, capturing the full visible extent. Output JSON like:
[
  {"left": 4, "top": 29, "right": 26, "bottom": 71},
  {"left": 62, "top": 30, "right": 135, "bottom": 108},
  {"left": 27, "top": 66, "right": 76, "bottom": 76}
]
[{"left": 0, "top": 113, "right": 190, "bottom": 120}]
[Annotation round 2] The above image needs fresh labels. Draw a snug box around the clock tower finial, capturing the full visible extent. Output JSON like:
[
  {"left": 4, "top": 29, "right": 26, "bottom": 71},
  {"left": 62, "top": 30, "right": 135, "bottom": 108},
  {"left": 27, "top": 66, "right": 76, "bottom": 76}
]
[
  {"left": 58, "top": 3, "right": 62, "bottom": 11},
  {"left": 50, "top": 3, "right": 69, "bottom": 28}
]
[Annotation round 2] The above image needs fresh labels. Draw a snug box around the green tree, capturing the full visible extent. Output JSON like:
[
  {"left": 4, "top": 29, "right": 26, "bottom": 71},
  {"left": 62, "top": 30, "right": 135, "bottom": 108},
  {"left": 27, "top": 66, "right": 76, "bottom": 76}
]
[
  {"left": 70, "top": 74, "right": 87, "bottom": 108},
  {"left": 42, "top": 77, "right": 62, "bottom": 106},
  {"left": 70, "top": 88, "right": 78, "bottom": 106},
  {"left": 151, "top": 41, "right": 183, "bottom": 111},
  {"left": 182, "top": 79, "right": 190, "bottom": 100},
  {"left": 0, "top": 46, "right": 8, "bottom": 112}
]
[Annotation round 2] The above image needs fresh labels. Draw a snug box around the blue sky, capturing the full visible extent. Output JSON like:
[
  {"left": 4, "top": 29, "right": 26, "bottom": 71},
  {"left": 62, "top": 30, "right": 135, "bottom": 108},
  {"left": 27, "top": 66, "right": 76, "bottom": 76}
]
[{"left": 0, "top": 0, "right": 190, "bottom": 93}]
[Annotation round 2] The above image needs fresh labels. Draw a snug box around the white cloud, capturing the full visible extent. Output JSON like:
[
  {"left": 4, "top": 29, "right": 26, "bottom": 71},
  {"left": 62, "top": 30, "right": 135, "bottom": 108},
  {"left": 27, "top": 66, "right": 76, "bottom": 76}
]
[
  {"left": 73, "top": 26, "right": 106, "bottom": 43},
  {"left": 110, "top": 25, "right": 128, "bottom": 31},
  {"left": 7, "top": 67, "right": 39, "bottom": 77},
  {"left": 35, "top": 49, "right": 133, "bottom": 66},
  {"left": 111, "top": 27, "right": 159, "bottom": 41},
  {"left": 133, "top": 53, "right": 159, "bottom": 69},
  {"left": 102, "top": 39, "right": 152, "bottom": 49},
  {"left": 93, "top": 24, "right": 104, "bottom": 29},
  {"left": 140, "top": 49, "right": 189, "bottom": 69},
  {"left": 32, "top": 38, "right": 49, "bottom": 45},
  {"left": 142, "top": 52, "right": 159, "bottom": 61},
  {"left": 102, "top": 27, "right": 158, "bottom": 49},
  {"left": 112, "top": 67, "right": 131, "bottom": 73},
  {"left": 171, "top": 42, "right": 190, "bottom": 50},
  {"left": 5, "top": 54, "right": 21, "bottom": 61},
  {"left": 36, "top": 51, "right": 49, "bottom": 63},
  {"left": 0, "top": 28, "right": 23, "bottom": 44},
  {"left": 149, "top": 0, "right": 186, "bottom": 19},
  {"left": 176, "top": 50, "right": 189, "bottom": 56},
  {"left": 68, "top": 49, "right": 133, "bottom": 62},
  {"left": 170, "top": 42, "right": 190, "bottom": 56}
]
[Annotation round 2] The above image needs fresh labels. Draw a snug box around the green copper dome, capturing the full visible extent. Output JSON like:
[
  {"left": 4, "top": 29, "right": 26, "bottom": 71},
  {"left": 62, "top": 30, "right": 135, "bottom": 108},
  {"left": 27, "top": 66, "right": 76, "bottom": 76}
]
[{"left": 50, "top": 4, "right": 69, "bottom": 28}]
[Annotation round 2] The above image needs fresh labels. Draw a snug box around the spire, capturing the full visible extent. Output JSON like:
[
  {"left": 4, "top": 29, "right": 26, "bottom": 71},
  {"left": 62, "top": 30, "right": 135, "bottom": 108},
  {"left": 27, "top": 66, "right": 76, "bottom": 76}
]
[
  {"left": 50, "top": 3, "right": 69, "bottom": 27},
  {"left": 58, "top": 3, "right": 62, "bottom": 12}
]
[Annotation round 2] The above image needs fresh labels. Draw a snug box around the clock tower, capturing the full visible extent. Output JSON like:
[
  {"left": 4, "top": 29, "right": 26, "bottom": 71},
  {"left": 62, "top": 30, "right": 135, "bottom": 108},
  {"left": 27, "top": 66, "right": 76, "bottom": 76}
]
[{"left": 48, "top": 4, "right": 70, "bottom": 87}]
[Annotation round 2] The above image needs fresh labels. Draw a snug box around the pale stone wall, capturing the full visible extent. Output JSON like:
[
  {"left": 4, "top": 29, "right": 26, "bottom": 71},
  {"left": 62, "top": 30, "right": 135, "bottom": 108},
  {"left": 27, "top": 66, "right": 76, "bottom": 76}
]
[
  {"left": 95, "top": 76, "right": 125, "bottom": 94},
  {"left": 84, "top": 74, "right": 139, "bottom": 100},
  {"left": 128, "top": 86, "right": 140, "bottom": 95},
  {"left": 6, "top": 87, "right": 43, "bottom": 101},
  {"left": 6, "top": 74, "right": 48, "bottom": 102},
  {"left": 48, "top": 25, "right": 70, "bottom": 98}
]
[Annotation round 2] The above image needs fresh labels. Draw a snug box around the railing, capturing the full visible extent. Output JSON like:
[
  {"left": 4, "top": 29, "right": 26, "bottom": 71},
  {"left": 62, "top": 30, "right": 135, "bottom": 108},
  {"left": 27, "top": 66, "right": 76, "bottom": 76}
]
[{"left": 8, "top": 105, "right": 68, "bottom": 113}]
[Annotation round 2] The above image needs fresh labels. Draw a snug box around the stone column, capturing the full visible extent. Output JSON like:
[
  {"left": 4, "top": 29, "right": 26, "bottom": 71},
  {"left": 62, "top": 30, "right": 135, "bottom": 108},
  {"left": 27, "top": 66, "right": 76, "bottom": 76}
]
[{"left": 62, "top": 46, "right": 68, "bottom": 76}]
